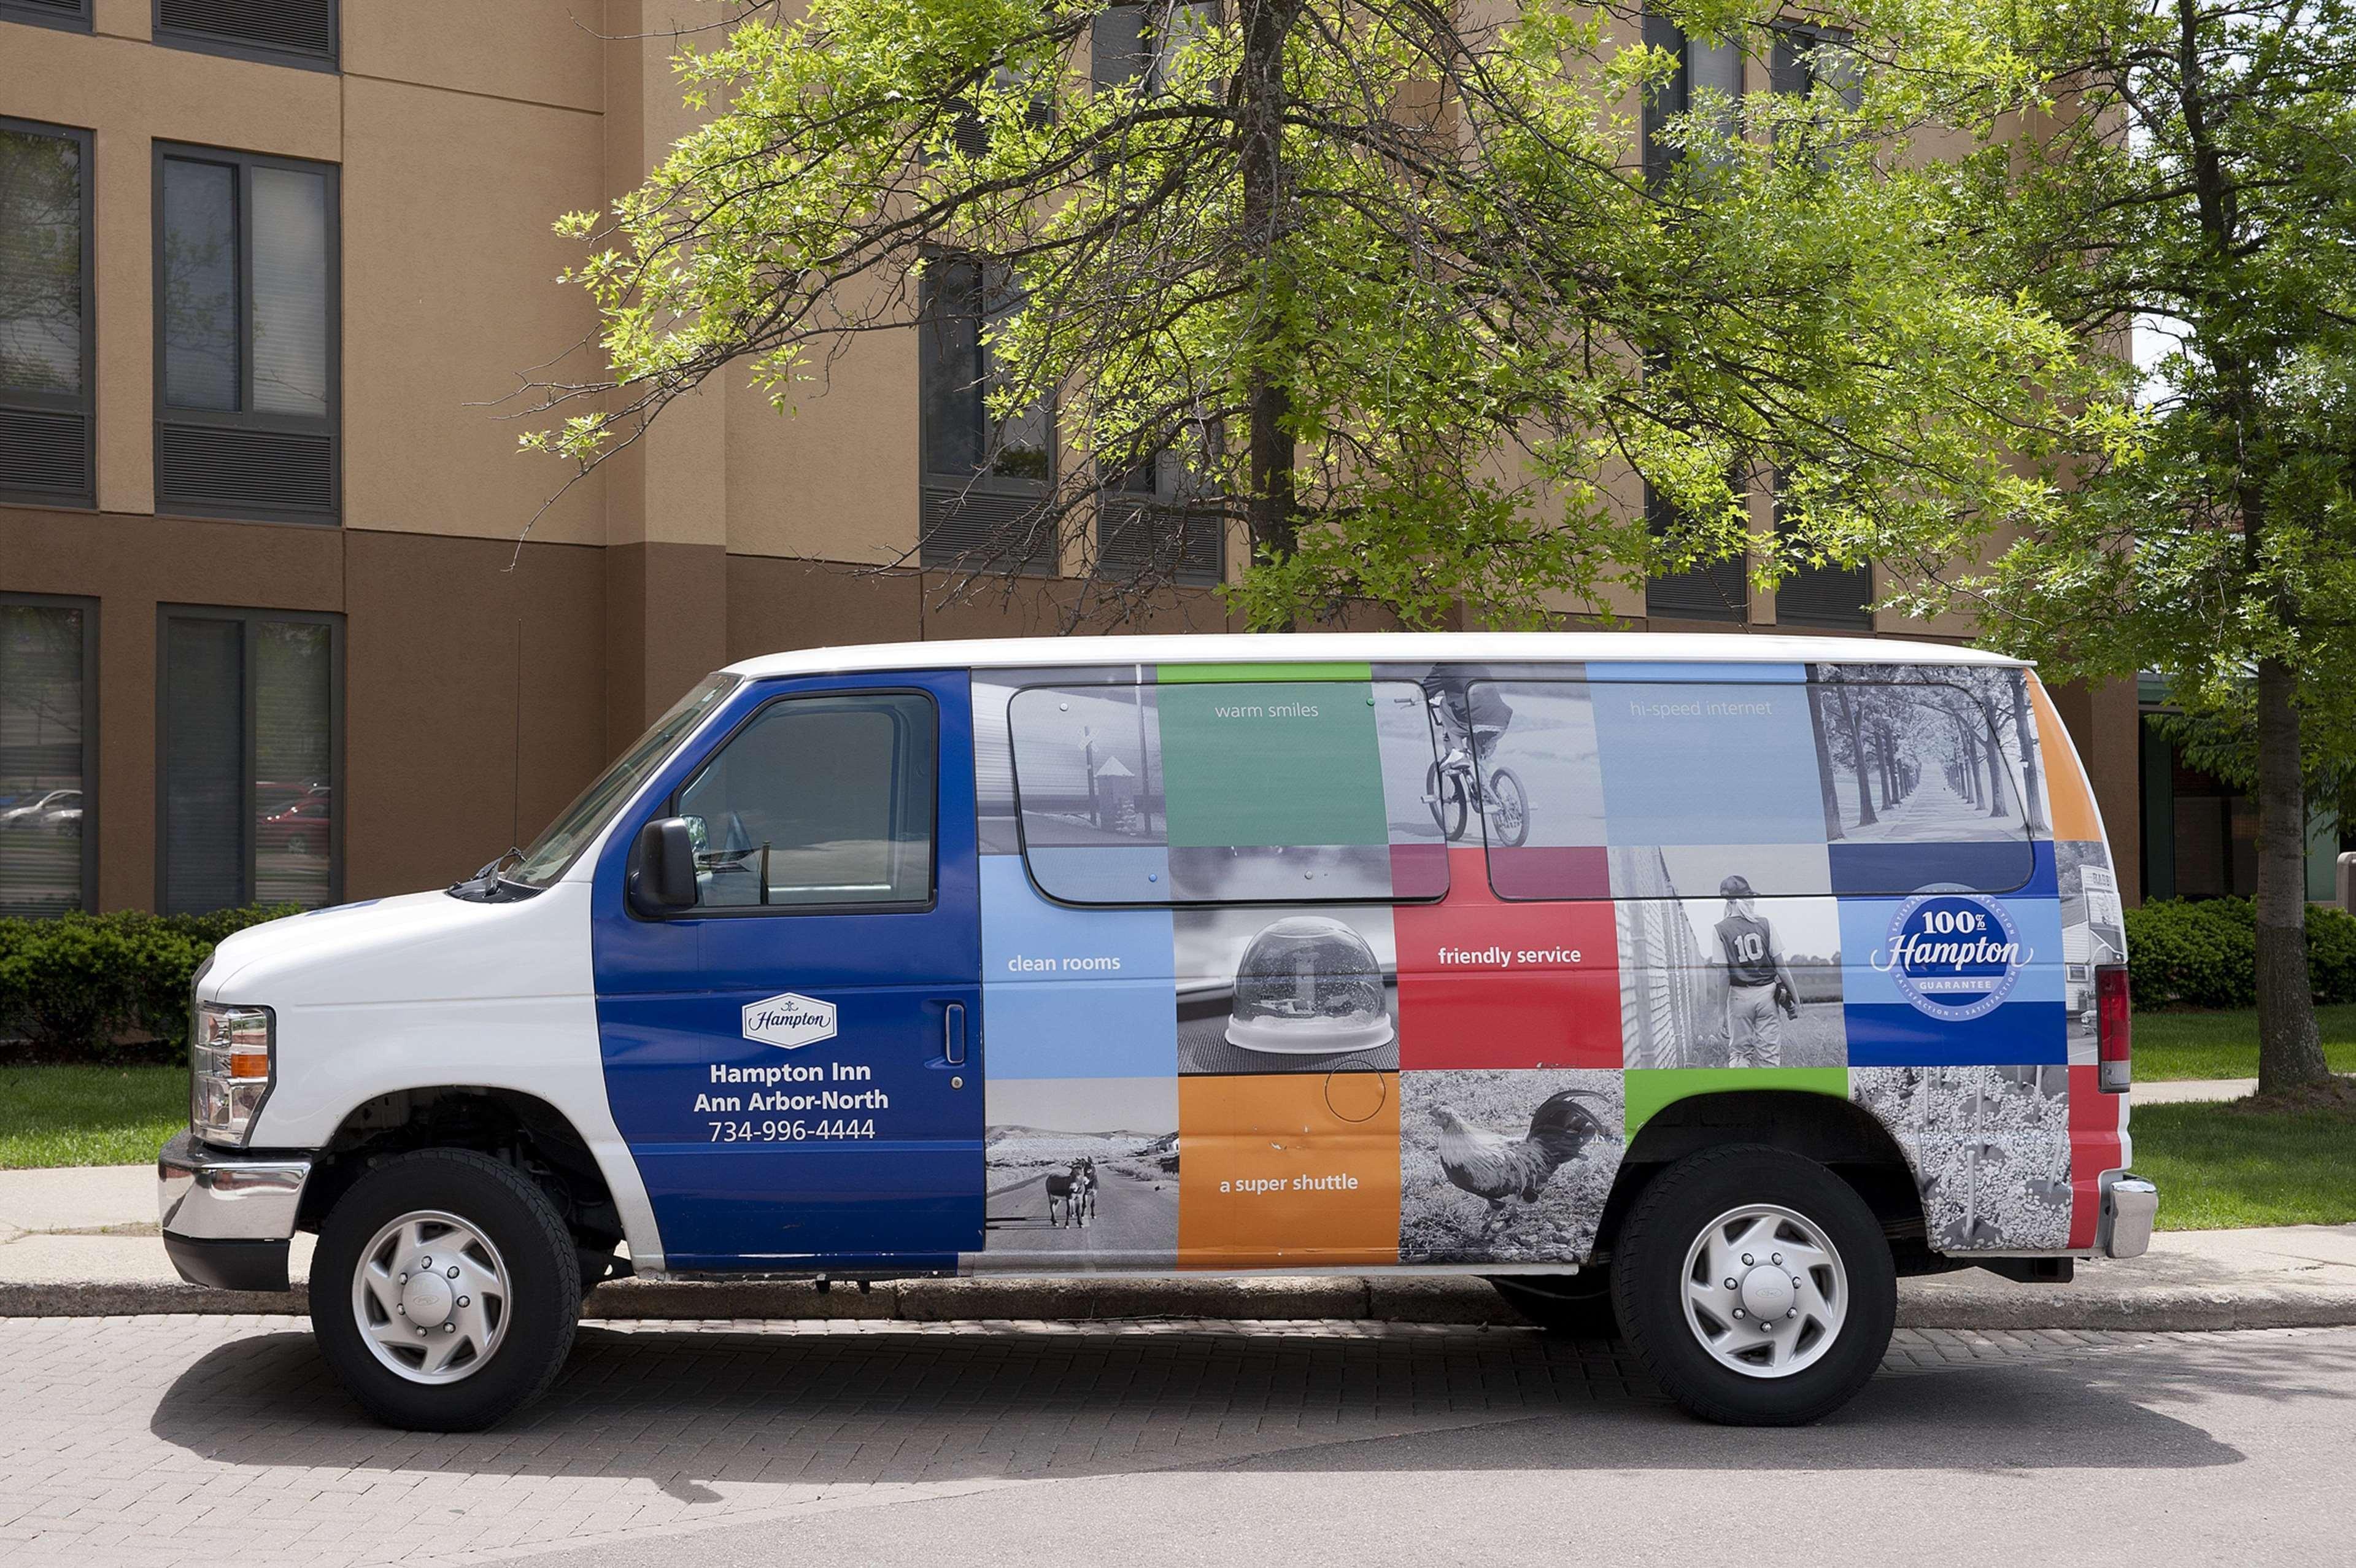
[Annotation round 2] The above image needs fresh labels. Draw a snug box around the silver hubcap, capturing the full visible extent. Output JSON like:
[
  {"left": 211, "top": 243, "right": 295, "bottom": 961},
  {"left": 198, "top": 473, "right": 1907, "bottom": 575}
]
[
  {"left": 1680, "top": 1204, "right": 1847, "bottom": 1380},
  {"left": 351, "top": 1210, "right": 511, "bottom": 1385}
]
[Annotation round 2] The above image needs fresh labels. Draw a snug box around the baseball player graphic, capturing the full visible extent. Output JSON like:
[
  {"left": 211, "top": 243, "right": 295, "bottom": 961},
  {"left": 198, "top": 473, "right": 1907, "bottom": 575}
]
[{"left": 1712, "top": 874, "right": 1802, "bottom": 1067}]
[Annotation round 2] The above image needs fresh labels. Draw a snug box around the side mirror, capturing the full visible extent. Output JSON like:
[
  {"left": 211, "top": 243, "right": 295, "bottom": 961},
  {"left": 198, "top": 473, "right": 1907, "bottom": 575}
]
[{"left": 628, "top": 817, "right": 698, "bottom": 917}]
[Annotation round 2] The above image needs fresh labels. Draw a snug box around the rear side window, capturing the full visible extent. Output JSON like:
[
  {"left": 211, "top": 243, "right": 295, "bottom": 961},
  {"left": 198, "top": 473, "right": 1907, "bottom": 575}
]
[
  {"left": 676, "top": 692, "right": 935, "bottom": 910},
  {"left": 1458, "top": 665, "right": 2039, "bottom": 900},
  {"left": 1006, "top": 678, "right": 1445, "bottom": 903}
]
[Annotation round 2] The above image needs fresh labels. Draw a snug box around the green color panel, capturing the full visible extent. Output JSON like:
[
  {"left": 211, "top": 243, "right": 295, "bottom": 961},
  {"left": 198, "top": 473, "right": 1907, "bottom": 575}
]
[
  {"left": 1157, "top": 662, "right": 1372, "bottom": 684},
  {"left": 1158, "top": 681, "right": 1389, "bottom": 846},
  {"left": 1623, "top": 1067, "right": 1852, "bottom": 1137}
]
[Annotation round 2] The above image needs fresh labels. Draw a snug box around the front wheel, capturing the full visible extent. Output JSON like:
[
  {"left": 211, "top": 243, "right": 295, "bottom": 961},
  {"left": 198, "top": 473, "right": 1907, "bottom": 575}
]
[
  {"left": 1610, "top": 1145, "right": 1894, "bottom": 1426},
  {"left": 1485, "top": 767, "right": 1531, "bottom": 848},
  {"left": 1424, "top": 761, "right": 1469, "bottom": 842},
  {"left": 312, "top": 1149, "right": 582, "bottom": 1431}
]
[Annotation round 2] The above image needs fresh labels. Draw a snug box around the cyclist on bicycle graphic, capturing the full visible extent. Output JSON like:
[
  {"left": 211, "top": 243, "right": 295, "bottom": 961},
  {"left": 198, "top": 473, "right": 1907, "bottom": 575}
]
[
  {"left": 1421, "top": 677, "right": 1529, "bottom": 848},
  {"left": 1713, "top": 873, "right": 1802, "bottom": 1067}
]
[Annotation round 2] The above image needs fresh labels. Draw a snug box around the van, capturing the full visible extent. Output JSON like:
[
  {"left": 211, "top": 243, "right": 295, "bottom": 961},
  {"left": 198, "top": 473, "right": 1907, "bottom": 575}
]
[{"left": 157, "top": 633, "right": 2156, "bottom": 1430}]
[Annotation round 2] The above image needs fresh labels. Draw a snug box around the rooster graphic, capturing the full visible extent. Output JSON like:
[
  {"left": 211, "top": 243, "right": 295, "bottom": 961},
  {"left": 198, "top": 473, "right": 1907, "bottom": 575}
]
[{"left": 1433, "top": 1089, "right": 1610, "bottom": 1233}]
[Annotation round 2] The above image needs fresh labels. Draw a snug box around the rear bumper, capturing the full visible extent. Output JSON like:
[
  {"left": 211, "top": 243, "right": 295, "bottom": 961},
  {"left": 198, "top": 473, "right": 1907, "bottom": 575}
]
[
  {"left": 2099, "top": 1172, "right": 2159, "bottom": 1260},
  {"left": 158, "top": 1129, "right": 312, "bottom": 1292}
]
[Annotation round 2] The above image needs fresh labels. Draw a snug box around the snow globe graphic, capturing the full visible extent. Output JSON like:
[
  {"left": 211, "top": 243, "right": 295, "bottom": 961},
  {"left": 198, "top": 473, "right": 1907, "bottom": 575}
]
[{"left": 1224, "top": 916, "right": 1395, "bottom": 1054}]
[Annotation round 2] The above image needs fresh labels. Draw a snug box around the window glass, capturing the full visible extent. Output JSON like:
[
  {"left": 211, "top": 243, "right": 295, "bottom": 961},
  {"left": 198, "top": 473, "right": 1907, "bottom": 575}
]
[
  {"left": 678, "top": 693, "right": 935, "bottom": 909},
  {"left": 249, "top": 166, "right": 330, "bottom": 419},
  {"left": 163, "top": 617, "right": 245, "bottom": 912},
  {"left": 0, "top": 126, "right": 84, "bottom": 396},
  {"left": 161, "top": 158, "right": 239, "bottom": 411},
  {"left": 1007, "top": 678, "right": 1445, "bottom": 903},
  {"left": 163, "top": 611, "right": 340, "bottom": 913},
  {"left": 252, "top": 620, "right": 333, "bottom": 905},
  {"left": 510, "top": 673, "right": 737, "bottom": 887},
  {"left": 0, "top": 601, "right": 89, "bottom": 916},
  {"left": 921, "top": 258, "right": 1049, "bottom": 482}
]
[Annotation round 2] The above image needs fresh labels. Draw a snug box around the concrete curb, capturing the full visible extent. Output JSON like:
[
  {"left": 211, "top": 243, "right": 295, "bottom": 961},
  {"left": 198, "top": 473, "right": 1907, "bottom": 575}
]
[{"left": 7, "top": 1270, "right": 2354, "bottom": 1333}]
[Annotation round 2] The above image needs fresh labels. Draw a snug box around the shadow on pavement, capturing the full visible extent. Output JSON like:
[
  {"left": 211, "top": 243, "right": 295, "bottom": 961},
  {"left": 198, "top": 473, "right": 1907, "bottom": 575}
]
[{"left": 149, "top": 1323, "right": 2263, "bottom": 1493}]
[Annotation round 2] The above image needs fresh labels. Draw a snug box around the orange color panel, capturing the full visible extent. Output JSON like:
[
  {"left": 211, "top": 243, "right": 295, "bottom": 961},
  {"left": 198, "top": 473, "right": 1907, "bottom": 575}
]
[
  {"left": 1178, "top": 1073, "right": 1402, "bottom": 1269},
  {"left": 2028, "top": 676, "right": 2104, "bottom": 844}
]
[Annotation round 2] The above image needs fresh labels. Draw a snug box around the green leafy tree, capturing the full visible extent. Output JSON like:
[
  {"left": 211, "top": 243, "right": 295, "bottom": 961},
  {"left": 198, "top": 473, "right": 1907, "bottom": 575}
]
[
  {"left": 523, "top": 0, "right": 2100, "bottom": 631},
  {"left": 1953, "top": 0, "right": 2356, "bottom": 1094}
]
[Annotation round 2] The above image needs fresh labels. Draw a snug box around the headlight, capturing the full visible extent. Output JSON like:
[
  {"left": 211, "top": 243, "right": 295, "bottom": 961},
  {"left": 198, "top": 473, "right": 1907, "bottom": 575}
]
[{"left": 191, "top": 1002, "right": 274, "bottom": 1145}]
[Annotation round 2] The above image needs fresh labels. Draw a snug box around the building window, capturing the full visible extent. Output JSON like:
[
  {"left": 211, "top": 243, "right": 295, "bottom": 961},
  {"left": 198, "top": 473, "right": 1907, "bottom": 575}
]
[
  {"left": 1097, "top": 450, "right": 1223, "bottom": 586},
  {"left": 1093, "top": 2, "right": 1221, "bottom": 93},
  {"left": 0, "top": 595, "right": 96, "bottom": 917},
  {"left": 0, "top": 118, "right": 95, "bottom": 509},
  {"left": 919, "top": 257, "right": 1057, "bottom": 573},
  {"left": 1643, "top": 481, "right": 1746, "bottom": 623},
  {"left": 0, "top": 0, "right": 91, "bottom": 33},
  {"left": 153, "top": 144, "right": 339, "bottom": 523},
  {"left": 1771, "top": 481, "right": 1871, "bottom": 628},
  {"left": 158, "top": 606, "right": 341, "bottom": 913},
  {"left": 1640, "top": 7, "right": 1744, "bottom": 184},
  {"left": 155, "top": 0, "right": 336, "bottom": 69}
]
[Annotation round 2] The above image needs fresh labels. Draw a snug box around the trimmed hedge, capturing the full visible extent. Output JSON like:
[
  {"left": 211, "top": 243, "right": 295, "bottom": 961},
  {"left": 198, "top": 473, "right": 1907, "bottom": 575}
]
[
  {"left": 0, "top": 907, "right": 299, "bottom": 1062},
  {"left": 2125, "top": 897, "right": 2356, "bottom": 1010}
]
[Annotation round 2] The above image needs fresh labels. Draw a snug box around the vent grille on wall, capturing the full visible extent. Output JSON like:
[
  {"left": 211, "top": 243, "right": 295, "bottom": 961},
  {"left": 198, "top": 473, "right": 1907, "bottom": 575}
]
[
  {"left": 157, "top": 422, "right": 335, "bottom": 519},
  {"left": 0, "top": 406, "right": 93, "bottom": 506},
  {"left": 1774, "top": 559, "right": 1873, "bottom": 629},
  {"left": 921, "top": 485, "right": 1059, "bottom": 575},
  {"left": 1645, "top": 558, "right": 1748, "bottom": 623},
  {"left": 4, "top": 0, "right": 90, "bottom": 17},
  {"left": 156, "top": 0, "right": 334, "bottom": 60},
  {"left": 1096, "top": 495, "right": 1223, "bottom": 586}
]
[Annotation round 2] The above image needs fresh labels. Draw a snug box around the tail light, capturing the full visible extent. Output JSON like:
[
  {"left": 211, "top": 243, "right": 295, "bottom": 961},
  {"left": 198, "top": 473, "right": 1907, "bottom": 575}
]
[{"left": 2096, "top": 965, "right": 2131, "bottom": 1092}]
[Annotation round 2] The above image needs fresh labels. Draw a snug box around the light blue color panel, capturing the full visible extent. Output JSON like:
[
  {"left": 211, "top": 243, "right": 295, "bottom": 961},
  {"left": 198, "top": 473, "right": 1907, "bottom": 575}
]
[
  {"left": 1837, "top": 894, "right": 2066, "bottom": 1008},
  {"left": 1589, "top": 678, "right": 1827, "bottom": 844},
  {"left": 980, "top": 855, "right": 1176, "bottom": 1078},
  {"left": 1023, "top": 844, "right": 1173, "bottom": 903},
  {"left": 1586, "top": 662, "right": 1809, "bottom": 684}
]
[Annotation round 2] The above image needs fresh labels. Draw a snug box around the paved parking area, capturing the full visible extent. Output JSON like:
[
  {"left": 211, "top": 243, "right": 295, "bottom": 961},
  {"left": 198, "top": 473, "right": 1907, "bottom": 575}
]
[{"left": 4, "top": 1316, "right": 2352, "bottom": 1567}]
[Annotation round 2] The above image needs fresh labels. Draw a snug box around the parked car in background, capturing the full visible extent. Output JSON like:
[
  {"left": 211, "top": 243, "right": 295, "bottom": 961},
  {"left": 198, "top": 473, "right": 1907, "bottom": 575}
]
[
  {"left": 0, "top": 788, "right": 80, "bottom": 835},
  {"left": 257, "top": 782, "right": 333, "bottom": 858}
]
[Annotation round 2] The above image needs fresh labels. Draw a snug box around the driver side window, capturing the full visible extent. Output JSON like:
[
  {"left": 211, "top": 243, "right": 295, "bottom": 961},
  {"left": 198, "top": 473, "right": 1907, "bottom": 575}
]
[{"left": 676, "top": 692, "right": 936, "bottom": 910}]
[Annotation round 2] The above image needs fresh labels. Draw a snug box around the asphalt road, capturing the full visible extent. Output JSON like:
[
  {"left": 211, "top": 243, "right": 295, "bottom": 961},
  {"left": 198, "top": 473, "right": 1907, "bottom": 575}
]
[
  {"left": 7, "top": 1316, "right": 2352, "bottom": 1567},
  {"left": 983, "top": 1160, "right": 1179, "bottom": 1259}
]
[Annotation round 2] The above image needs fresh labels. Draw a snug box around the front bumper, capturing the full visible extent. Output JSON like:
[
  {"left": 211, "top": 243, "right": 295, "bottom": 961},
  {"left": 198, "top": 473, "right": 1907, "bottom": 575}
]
[
  {"left": 157, "top": 1129, "right": 313, "bottom": 1292},
  {"left": 2099, "top": 1172, "right": 2160, "bottom": 1260}
]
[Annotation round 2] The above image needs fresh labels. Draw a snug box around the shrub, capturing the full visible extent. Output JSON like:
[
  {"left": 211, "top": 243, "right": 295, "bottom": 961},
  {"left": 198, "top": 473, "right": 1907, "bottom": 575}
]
[
  {"left": 0, "top": 907, "right": 299, "bottom": 1062},
  {"left": 2124, "top": 897, "right": 2356, "bottom": 1009}
]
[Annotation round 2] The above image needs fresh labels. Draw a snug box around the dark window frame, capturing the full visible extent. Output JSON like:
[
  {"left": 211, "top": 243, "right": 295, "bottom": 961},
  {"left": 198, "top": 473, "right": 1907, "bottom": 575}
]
[
  {"left": 153, "top": 0, "right": 339, "bottom": 71},
  {"left": 1643, "top": 479, "right": 1748, "bottom": 624},
  {"left": 0, "top": 590, "right": 99, "bottom": 917},
  {"left": 917, "top": 253, "right": 1059, "bottom": 574},
  {"left": 0, "top": 0, "right": 90, "bottom": 33},
  {"left": 154, "top": 603, "right": 345, "bottom": 913},
  {"left": 150, "top": 140, "right": 341, "bottom": 525},
  {"left": 1639, "top": 7, "right": 1745, "bottom": 186},
  {"left": 644, "top": 687, "right": 943, "bottom": 921},
  {"left": 0, "top": 115, "right": 97, "bottom": 509}
]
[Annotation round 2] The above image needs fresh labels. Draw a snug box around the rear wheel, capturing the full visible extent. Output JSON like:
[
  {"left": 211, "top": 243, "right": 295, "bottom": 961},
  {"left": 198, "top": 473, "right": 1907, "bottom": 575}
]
[
  {"left": 312, "top": 1149, "right": 581, "bottom": 1431},
  {"left": 1488, "top": 1270, "right": 1620, "bottom": 1339},
  {"left": 1610, "top": 1145, "right": 1894, "bottom": 1426},
  {"left": 1486, "top": 767, "right": 1531, "bottom": 848},
  {"left": 1425, "top": 761, "right": 1469, "bottom": 841}
]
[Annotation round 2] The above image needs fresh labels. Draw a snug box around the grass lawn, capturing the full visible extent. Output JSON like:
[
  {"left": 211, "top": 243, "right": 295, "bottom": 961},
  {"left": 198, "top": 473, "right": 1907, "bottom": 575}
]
[
  {"left": 0, "top": 1066, "right": 185, "bottom": 1170},
  {"left": 2132, "top": 1004, "right": 2356, "bottom": 1080},
  {"left": 2132, "top": 1094, "right": 2356, "bottom": 1230}
]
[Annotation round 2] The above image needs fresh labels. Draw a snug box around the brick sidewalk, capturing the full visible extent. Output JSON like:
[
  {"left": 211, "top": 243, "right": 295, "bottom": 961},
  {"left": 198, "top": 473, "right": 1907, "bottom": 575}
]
[{"left": 4, "top": 1315, "right": 2344, "bottom": 1568}]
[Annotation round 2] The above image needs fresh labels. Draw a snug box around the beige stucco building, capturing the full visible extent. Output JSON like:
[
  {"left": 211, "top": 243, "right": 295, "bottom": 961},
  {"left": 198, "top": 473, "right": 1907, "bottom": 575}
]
[{"left": 0, "top": 0, "right": 2155, "bottom": 919}]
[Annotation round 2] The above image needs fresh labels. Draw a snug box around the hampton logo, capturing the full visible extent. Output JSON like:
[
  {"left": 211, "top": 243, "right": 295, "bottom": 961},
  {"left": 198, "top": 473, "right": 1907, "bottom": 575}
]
[
  {"left": 1870, "top": 893, "right": 2031, "bottom": 1022},
  {"left": 741, "top": 992, "right": 837, "bottom": 1050}
]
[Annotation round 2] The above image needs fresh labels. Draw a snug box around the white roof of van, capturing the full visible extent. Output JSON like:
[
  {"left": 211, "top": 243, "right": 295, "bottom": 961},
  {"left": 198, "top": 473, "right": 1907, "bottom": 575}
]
[{"left": 724, "top": 631, "right": 2025, "bottom": 680}]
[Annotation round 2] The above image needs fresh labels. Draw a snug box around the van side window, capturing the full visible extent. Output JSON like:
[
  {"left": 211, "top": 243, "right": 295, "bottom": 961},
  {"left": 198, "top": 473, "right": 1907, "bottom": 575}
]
[
  {"left": 1005, "top": 678, "right": 1445, "bottom": 903},
  {"left": 675, "top": 692, "right": 936, "bottom": 910}
]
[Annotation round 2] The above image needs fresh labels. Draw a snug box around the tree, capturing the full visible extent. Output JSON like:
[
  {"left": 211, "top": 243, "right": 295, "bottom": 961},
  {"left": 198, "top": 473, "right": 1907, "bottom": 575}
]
[
  {"left": 1949, "top": 0, "right": 2356, "bottom": 1094},
  {"left": 522, "top": 0, "right": 2099, "bottom": 630}
]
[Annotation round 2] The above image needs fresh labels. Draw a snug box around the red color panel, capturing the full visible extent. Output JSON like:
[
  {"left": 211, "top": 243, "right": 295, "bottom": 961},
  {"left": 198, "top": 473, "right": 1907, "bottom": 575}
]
[
  {"left": 1486, "top": 844, "right": 1612, "bottom": 900},
  {"left": 2067, "top": 1063, "right": 2125, "bottom": 1249},
  {"left": 1396, "top": 849, "right": 1623, "bottom": 1069}
]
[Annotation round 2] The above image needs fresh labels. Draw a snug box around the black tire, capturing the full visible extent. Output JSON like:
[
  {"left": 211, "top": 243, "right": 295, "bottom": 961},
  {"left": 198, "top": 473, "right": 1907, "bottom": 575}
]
[
  {"left": 1487, "top": 1270, "right": 1620, "bottom": 1339},
  {"left": 312, "top": 1149, "right": 581, "bottom": 1432},
  {"left": 1610, "top": 1145, "right": 1895, "bottom": 1426},
  {"left": 1426, "top": 761, "right": 1469, "bottom": 841},
  {"left": 1486, "top": 767, "right": 1531, "bottom": 848}
]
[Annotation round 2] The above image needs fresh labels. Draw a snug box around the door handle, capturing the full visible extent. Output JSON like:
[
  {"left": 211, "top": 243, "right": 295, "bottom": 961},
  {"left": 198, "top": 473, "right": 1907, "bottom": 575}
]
[{"left": 943, "top": 1002, "right": 967, "bottom": 1066}]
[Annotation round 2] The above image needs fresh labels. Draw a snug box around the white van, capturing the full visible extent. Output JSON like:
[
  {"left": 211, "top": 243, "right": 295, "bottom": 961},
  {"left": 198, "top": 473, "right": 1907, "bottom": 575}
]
[{"left": 158, "top": 633, "right": 2155, "bottom": 1431}]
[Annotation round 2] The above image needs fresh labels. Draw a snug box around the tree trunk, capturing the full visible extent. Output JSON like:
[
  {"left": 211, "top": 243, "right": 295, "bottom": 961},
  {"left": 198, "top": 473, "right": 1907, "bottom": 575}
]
[
  {"left": 2254, "top": 656, "right": 2331, "bottom": 1093},
  {"left": 1983, "top": 709, "right": 2007, "bottom": 819},
  {"left": 1837, "top": 683, "right": 1876, "bottom": 826},
  {"left": 1807, "top": 689, "right": 1845, "bottom": 840},
  {"left": 1237, "top": 0, "right": 1300, "bottom": 612},
  {"left": 2009, "top": 675, "right": 2047, "bottom": 834}
]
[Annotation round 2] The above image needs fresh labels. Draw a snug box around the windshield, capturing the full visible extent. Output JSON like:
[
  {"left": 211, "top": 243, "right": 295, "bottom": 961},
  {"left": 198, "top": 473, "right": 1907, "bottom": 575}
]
[{"left": 506, "top": 673, "right": 739, "bottom": 887}]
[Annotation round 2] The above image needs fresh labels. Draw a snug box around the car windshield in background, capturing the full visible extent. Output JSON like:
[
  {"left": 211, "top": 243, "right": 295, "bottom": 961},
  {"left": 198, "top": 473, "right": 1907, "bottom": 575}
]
[{"left": 504, "top": 673, "right": 739, "bottom": 888}]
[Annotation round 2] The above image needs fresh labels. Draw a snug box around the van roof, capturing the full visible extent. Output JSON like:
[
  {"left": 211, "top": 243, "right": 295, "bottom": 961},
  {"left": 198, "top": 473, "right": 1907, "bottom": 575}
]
[{"left": 723, "top": 631, "right": 2027, "bottom": 681}]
